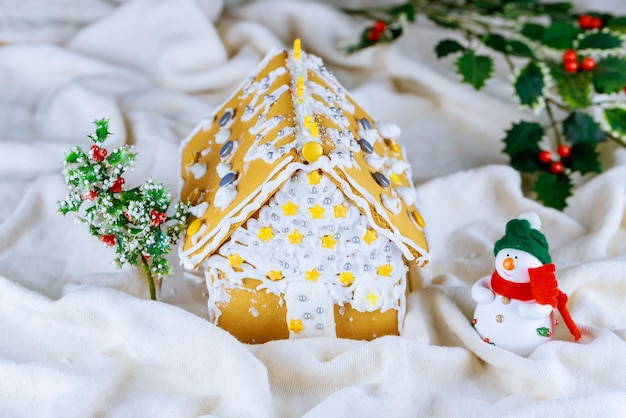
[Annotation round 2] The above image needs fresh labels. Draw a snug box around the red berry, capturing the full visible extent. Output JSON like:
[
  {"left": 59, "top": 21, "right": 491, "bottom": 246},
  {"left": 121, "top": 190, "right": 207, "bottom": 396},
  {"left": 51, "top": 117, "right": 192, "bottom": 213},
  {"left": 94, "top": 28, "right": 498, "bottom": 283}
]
[
  {"left": 590, "top": 16, "right": 603, "bottom": 29},
  {"left": 550, "top": 161, "right": 564, "bottom": 174},
  {"left": 564, "top": 60, "right": 579, "bottom": 73},
  {"left": 578, "top": 14, "right": 594, "bottom": 30},
  {"left": 86, "top": 190, "right": 97, "bottom": 201},
  {"left": 562, "top": 49, "right": 578, "bottom": 63},
  {"left": 150, "top": 209, "right": 167, "bottom": 227},
  {"left": 90, "top": 145, "right": 107, "bottom": 162},
  {"left": 109, "top": 177, "right": 125, "bottom": 193},
  {"left": 581, "top": 56, "right": 596, "bottom": 71},
  {"left": 100, "top": 234, "right": 116, "bottom": 246},
  {"left": 557, "top": 145, "right": 571, "bottom": 158},
  {"left": 538, "top": 150, "right": 552, "bottom": 163},
  {"left": 373, "top": 20, "right": 386, "bottom": 33},
  {"left": 366, "top": 28, "right": 381, "bottom": 42}
]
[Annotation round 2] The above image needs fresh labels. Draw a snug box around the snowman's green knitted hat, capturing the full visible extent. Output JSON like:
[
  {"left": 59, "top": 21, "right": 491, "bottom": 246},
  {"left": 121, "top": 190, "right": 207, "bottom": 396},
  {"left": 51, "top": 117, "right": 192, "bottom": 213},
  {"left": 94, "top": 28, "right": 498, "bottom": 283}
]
[{"left": 493, "top": 214, "right": 551, "bottom": 265}]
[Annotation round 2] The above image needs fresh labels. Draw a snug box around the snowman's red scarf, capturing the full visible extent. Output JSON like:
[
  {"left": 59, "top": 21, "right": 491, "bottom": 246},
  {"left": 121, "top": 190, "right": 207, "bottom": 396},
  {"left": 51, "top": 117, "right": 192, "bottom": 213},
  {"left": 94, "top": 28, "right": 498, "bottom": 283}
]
[{"left": 491, "top": 263, "right": 581, "bottom": 341}]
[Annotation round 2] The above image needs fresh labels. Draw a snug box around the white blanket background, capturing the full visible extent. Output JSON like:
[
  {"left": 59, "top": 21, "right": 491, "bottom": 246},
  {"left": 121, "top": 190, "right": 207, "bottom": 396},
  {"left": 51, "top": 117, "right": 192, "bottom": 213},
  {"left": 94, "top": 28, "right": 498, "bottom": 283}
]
[{"left": 1, "top": 0, "right": 626, "bottom": 416}]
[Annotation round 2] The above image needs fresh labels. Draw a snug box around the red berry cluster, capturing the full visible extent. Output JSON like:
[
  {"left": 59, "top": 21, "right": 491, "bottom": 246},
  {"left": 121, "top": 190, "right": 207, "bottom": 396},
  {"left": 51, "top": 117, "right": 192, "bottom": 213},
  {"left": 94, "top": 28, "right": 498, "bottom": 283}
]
[
  {"left": 90, "top": 145, "right": 108, "bottom": 162},
  {"left": 367, "top": 20, "right": 387, "bottom": 42},
  {"left": 100, "top": 234, "right": 116, "bottom": 247},
  {"left": 538, "top": 145, "right": 571, "bottom": 174},
  {"left": 150, "top": 209, "right": 167, "bottom": 227},
  {"left": 109, "top": 177, "right": 125, "bottom": 193},
  {"left": 578, "top": 14, "right": 603, "bottom": 30},
  {"left": 562, "top": 49, "right": 596, "bottom": 73}
]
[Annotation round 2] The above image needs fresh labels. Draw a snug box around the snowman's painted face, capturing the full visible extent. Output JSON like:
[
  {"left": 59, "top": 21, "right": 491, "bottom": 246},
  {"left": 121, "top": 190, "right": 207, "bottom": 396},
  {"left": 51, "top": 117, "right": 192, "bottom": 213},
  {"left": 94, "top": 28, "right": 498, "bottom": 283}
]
[{"left": 495, "top": 248, "right": 542, "bottom": 283}]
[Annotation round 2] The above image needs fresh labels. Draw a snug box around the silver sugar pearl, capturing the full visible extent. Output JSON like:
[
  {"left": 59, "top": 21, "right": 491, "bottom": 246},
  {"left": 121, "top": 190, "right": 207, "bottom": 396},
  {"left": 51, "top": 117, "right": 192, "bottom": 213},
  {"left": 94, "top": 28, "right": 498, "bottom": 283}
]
[
  {"left": 328, "top": 255, "right": 335, "bottom": 261},
  {"left": 307, "top": 231, "right": 313, "bottom": 236},
  {"left": 271, "top": 214, "right": 279, "bottom": 221},
  {"left": 299, "top": 295, "right": 307, "bottom": 302},
  {"left": 337, "top": 152, "right": 343, "bottom": 158},
  {"left": 310, "top": 187, "right": 318, "bottom": 194},
  {"left": 344, "top": 263, "right": 352, "bottom": 270},
  {"left": 278, "top": 147, "right": 285, "bottom": 153},
  {"left": 384, "top": 245, "right": 390, "bottom": 252},
  {"left": 316, "top": 324, "right": 324, "bottom": 330},
  {"left": 301, "top": 221, "right": 309, "bottom": 227},
  {"left": 352, "top": 237, "right": 360, "bottom": 243},
  {"left": 267, "top": 151, "right": 274, "bottom": 159},
  {"left": 386, "top": 256, "right": 392, "bottom": 262},
  {"left": 322, "top": 187, "right": 329, "bottom": 192},
  {"left": 303, "top": 313, "right": 312, "bottom": 320},
  {"left": 316, "top": 307, "right": 324, "bottom": 314},
  {"left": 364, "top": 264, "right": 371, "bottom": 271},
  {"left": 318, "top": 265, "right": 325, "bottom": 271},
  {"left": 282, "top": 227, "right": 289, "bottom": 233},
  {"left": 323, "top": 198, "right": 332, "bottom": 205},
  {"left": 256, "top": 134, "right": 263, "bottom": 141},
  {"left": 291, "top": 175, "right": 299, "bottom": 182},
  {"left": 334, "top": 233, "right": 341, "bottom": 239},
  {"left": 307, "top": 197, "right": 314, "bottom": 204},
  {"left": 370, "top": 253, "right": 377, "bottom": 259}
]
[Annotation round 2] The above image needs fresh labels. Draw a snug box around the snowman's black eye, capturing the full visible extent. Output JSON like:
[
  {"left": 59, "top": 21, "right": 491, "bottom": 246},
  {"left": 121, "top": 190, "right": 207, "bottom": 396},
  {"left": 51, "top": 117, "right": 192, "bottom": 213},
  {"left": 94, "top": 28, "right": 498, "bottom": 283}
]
[{"left": 515, "top": 256, "right": 518, "bottom": 259}]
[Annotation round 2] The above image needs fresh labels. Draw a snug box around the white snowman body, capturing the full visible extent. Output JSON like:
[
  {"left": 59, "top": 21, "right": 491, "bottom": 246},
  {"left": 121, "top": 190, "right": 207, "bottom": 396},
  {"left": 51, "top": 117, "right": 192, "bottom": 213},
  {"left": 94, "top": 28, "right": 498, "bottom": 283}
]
[{"left": 472, "top": 248, "right": 554, "bottom": 356}]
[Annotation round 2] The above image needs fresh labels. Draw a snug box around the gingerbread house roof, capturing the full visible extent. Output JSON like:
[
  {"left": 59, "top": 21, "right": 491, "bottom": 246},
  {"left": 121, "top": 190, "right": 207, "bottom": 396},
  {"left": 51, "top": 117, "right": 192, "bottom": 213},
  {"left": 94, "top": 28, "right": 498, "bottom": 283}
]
[{"left": 179, "top": 42, "right": 429, "bottom": 270}]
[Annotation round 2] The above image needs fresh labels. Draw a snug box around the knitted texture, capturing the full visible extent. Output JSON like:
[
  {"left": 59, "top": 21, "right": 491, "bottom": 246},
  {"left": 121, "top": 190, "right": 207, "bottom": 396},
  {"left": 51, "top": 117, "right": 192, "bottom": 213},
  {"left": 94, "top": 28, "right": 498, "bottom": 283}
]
[{"left": 494, "top": 219, "right": 551, "bottom": 264}]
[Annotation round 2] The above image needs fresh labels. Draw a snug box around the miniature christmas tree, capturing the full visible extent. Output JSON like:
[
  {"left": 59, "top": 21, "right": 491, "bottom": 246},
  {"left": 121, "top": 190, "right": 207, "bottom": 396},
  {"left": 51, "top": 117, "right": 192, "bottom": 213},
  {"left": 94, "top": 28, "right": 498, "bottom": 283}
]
[{"left": 59, "top": 118, "right": 189, "bottom": 300}]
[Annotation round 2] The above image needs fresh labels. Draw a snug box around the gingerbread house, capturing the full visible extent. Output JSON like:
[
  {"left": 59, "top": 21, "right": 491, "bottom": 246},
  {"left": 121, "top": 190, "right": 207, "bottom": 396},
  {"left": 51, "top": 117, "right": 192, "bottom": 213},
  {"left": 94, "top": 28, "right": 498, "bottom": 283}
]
[{"left": 179, "top": 41, "right": 429, "bottom": 343}]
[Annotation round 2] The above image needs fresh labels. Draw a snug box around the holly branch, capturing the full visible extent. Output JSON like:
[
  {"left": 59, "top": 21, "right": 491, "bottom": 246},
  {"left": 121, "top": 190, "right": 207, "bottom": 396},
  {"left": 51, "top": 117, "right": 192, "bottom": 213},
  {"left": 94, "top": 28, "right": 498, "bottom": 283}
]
[
  {"left": 59, "top": 119, "right": 189, "bottom": 300},
  {"left": 340, "top": 0, "right": 626, "bottom": 210}
]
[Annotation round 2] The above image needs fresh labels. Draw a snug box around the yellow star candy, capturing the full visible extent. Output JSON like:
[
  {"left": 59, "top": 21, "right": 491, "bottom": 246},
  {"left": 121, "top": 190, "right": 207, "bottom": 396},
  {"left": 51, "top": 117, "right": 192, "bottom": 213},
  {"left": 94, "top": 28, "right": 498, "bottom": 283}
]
[
  {"left": 288, "top": 229, "right": 304, "bottom": 245},
  {"left": 281, "top": 200, "right": 298, "bottom": 216},
  {"left": 306, "top": 269, "right": 320, "bottom": 282},
  {"left": 390, "top": 173, "right": 402, "bottom": 186},
  {"left": 363, "top": 229, "right": 377, "bottom": 244},
  {"left": 377, "top": 264, "right": 393, "bottom": 277},
  {"left": 258, "top": 227, "right": 274, "bottom": 242},
  {"left": 333, "top": 204, "right": 348, "bottom": 218},
  {"left": 365, "top": 291, "right": 380, "bottom": 307},
  {"left": 266, "top": 270, "right": 283, "bottom": 281},
  {"left": 321, "top": 235, "right": 337, "bottom": 249},
  {"left": 227, "top": 253, "right": 244, "bottom": 269},
  {"left": 339, "top": 271, "right": 355, "bottom": 286},
  {"left": 307, "top": 170, "right": 322, "bottom": 185},
  {"left": 309, "top": 204, "right": 325, "bottom": 219},
  {"left": 288, "top": 318, "right": 305, "bottom": 334}
]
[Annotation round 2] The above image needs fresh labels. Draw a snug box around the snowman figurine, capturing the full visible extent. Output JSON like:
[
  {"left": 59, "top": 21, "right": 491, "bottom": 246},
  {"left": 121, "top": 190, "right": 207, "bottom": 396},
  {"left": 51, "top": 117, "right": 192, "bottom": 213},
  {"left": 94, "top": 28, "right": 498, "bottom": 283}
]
[{"left": 471, "top": 212, "right": 581, "bottom": 356}]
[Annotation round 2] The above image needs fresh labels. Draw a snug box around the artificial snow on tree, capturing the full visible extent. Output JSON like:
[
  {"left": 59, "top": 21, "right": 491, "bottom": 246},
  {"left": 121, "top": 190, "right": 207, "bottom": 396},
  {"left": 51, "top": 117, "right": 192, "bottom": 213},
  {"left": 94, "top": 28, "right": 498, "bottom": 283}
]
[
  {"left": 59, "top": 118, "right": 189, "bottom": 300},
  {"left": 471, "top": 212, "right": 581, "bottom": 356}
]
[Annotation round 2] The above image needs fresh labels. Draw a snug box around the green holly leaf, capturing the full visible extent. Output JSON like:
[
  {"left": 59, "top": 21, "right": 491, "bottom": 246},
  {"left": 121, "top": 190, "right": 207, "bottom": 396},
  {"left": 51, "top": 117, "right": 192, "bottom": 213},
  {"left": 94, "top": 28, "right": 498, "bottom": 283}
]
[
  {"left": 577, "top": 31, "right": 623, "bottom": 50},
  {"left": 502, "top": 121, "right": 544, "bottom": 172},
  {"left": 388, "top": 3, "right": 416, "bottom": 21},
  {"left": 106, "top": 147, "right": 136, "bottom": 167},
  {"left": 536, "top": 327, "right": 551, "bottom": 337},
  {"left": 521, "top": 23, "right": 545, "bottom": 41},
  {"left": 606, "top": 16, "right": 626, "bottom": 33},
  {"left": 435, "top": 39, "right": 466, "bottom": 58},
  {"left": 562, "top": 112, "right": 606, "bottom": 144},
  {"left": 483, "top": 33, "right": 508, "bottom": 54},
  {"left": 506, "top": 40, "right": 534, "bottom": 58},
  {"left": 515, "top": 62, "right": 544, "bottom": 108},
  {"left": 455, "top": 52, "right": 493, "bottom": 90},
  {"left": 65, "top": 147, "right": 87, "bottom": 164},
  {"left": 533, "top": 172, "right": 573, "bottom": 210},
  {"left": 604, "top": 107, "right": 626, "bottom": 137},
  {"left": 540, "top": 22, "right": 582, "bottom": 49},
  {"left": 569, "top": 143, "right": 601, "bottom": 174},
  {"left": 592, "top": 56, "right": 626, "bottom": 94},
  {"left": 428, "top": 14, "right": 460, "bottom": 30},
  {"left": 550, "top": 65, "right": 592, "bottom": 108}
]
